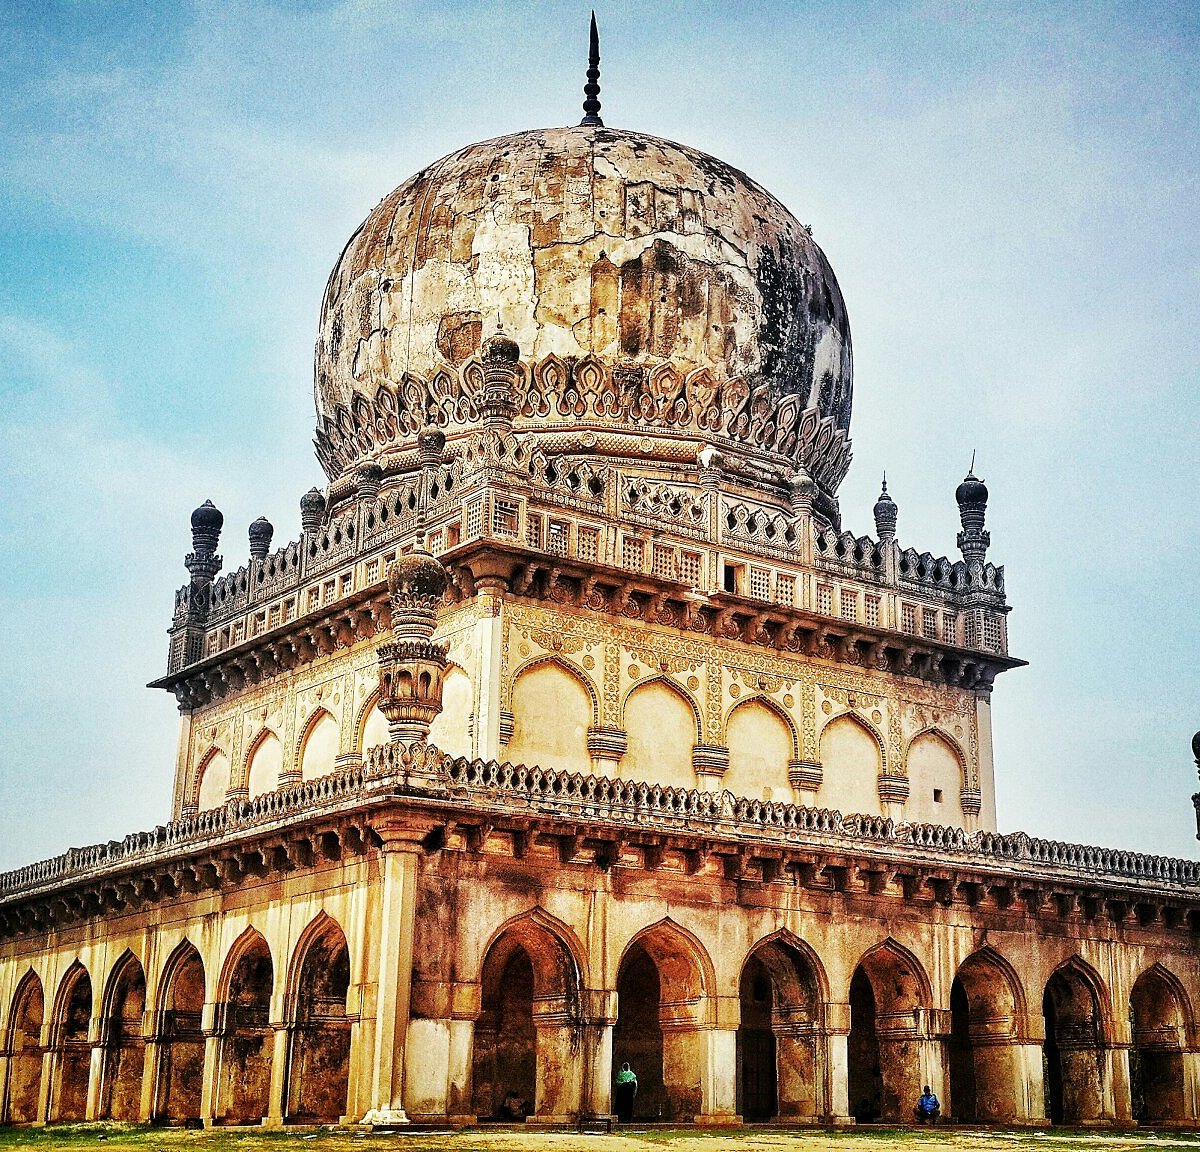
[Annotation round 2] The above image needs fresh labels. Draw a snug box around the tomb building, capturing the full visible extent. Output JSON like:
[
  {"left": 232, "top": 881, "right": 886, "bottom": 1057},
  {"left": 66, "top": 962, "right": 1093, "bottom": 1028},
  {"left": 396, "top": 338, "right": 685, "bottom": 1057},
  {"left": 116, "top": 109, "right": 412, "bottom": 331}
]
[{"left": 2, "top": 30, "right": 1200, "bottom": 1130}]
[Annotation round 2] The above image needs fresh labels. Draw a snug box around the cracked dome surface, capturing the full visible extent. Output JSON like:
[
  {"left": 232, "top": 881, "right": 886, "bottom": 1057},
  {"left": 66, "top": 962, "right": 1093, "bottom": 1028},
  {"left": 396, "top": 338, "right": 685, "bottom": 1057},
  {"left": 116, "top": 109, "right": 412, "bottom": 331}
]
[{"left": 315, "top": 125, "right": 852, "bottom": 437}]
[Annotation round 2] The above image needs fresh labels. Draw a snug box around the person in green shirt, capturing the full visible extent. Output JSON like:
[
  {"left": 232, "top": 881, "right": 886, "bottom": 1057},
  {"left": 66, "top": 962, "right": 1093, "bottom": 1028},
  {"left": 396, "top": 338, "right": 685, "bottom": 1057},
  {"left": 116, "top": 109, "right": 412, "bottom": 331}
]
[{"left": 614, "top": 1062, "right": 638, "bottom": 1122}]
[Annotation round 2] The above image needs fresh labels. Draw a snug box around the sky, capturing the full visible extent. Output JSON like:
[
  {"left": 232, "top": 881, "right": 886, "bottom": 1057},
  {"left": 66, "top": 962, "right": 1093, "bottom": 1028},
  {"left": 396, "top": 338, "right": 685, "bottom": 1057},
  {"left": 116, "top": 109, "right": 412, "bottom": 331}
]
[{"left": 1, "top": 0, "right": 1197, "bottom": 870}]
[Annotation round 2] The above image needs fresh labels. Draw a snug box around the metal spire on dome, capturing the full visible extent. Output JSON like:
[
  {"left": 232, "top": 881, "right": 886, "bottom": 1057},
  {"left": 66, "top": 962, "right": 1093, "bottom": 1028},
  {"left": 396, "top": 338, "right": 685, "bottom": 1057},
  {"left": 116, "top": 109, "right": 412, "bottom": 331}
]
[{"left": 580, "top": 11, "right": 603, "bottom": 127}]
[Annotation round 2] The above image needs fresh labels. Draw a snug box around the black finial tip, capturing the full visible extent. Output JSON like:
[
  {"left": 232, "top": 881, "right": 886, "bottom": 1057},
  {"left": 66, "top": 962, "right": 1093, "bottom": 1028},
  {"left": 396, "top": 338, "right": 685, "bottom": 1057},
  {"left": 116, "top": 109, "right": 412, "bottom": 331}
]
[{"left": 580, "top": 11, "right": 604, "bottom": 127}]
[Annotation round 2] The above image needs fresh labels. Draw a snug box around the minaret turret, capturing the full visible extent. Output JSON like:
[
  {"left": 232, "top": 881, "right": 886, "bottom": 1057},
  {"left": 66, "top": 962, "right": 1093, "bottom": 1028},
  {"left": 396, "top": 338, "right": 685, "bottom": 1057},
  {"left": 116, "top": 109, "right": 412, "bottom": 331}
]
[
  {"left": 248, "top": 515, "right": 273, "bottom": 560},
  {"left": 185, "top": 500, "right": 223, "bottom": 586},
  {"left": 955, "top": 463, "right": 990, "bottom": 565},
  {"left": 873, "top": 474, "right": 898, "bottom": 542}
]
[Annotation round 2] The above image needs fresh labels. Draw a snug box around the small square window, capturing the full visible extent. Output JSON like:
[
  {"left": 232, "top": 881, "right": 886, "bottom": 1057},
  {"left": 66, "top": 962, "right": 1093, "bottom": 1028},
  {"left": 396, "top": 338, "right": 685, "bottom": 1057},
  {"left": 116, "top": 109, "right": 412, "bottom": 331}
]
[{"left": 933, "top": 788, "right": 944, "bottom": 803}]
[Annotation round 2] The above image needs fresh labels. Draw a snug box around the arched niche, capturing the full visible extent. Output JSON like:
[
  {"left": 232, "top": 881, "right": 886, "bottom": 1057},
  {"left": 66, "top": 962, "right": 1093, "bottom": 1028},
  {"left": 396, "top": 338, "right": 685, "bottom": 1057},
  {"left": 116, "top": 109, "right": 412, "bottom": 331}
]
[
  {"left": 246, "top": 730, "right": 282, "bottom": 799},
  {"left": 215, "top": 930, "right": 274, "bottom": 1124},
  {"left": 50, "top": 962, "right": 93, "bottom": 1122},
  {"left": 298, "top": 710, "right": 339, "bottom": 781},
  {"left": 5, "top": 971, "right": 44, "bottom": 1123},
  {"left": 507, "top": 660, "right": 593, "bottom": 774},
  {"left": 738, "top": 933, "right": 827, "bottom": 1121},
  {"left": 154, "top": 942, "right": 206, "bottom": 1123},
  {"left": 847, "top": 940, "right": 931, "bottom": 1122},
  {"left": 196, "top": 748, "right": 231, "bottom": 812},
  {"left": 359, "top": 692, "right": 390, "bottom": 755},
  {"left": 99, "top": 952, "right": 146, "bottom": 1121},
  {"left": 471, "top": 911, "right": 585, "bottom": 1121},
  {"left": 905, "top": 730, "right": 965, "bottom": 825},
  {"left": 948, "top": 948, "right": 1026, "bottom": 1122},
  {"left": 724, "top": 698, "right": 795, "bottom": 802},
  {"left": 818, "top": 714, "right": 883, "bottom": 817},
  {"left": 613, "top": 920, "right": 712, "bottom": 1121},
  {"left": 1043, "top": 957, "right": 1109, "bottom": 1124},
  {"left": 622, "top": 678, "right": 698, "bottom": 789},
  {"left": 429, "top": 664, "right": 472, "bottom": 757},
  {"left": 286, "top": 915, "right": 352, "bottom": 1123},
  {"left": 1131, "top": 965, "right": 1190, "bottom": 1123}
]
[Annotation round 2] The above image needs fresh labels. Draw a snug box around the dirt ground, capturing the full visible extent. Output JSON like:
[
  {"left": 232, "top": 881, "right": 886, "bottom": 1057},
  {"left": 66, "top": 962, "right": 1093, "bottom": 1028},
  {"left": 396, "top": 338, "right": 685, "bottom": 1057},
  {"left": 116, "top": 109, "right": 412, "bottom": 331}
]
[{"left": 3, "top": 1126, "right": 1200, "bottom": 1152}]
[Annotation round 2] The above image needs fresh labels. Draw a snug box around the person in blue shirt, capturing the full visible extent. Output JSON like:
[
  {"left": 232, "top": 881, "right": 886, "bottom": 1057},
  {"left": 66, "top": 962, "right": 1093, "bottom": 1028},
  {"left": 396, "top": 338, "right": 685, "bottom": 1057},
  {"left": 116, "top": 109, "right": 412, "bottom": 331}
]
[{"left": 914, "top": 1085, "right": 941, "bottom": 1123}]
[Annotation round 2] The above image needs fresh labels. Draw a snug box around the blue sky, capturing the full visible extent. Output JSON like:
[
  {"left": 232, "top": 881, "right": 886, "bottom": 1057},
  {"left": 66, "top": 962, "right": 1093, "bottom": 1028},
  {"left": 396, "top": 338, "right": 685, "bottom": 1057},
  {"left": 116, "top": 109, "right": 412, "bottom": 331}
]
[{"left": 1, "top": 1, "right": 1197, "bottom": 869}]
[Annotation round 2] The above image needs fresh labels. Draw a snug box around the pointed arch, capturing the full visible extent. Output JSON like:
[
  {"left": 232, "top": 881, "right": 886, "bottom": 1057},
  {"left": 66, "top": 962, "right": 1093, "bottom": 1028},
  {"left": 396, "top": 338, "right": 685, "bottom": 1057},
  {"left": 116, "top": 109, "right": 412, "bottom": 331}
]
[
  {"left": 243, "top": 727, "right": 283, "bottom": 799},
  {"left": 295, "top": 706, "right": 339, "bottom": 780},
  {"left": 1132, "top": 963, "right": 1191, "bottom": 1123},
  {"left": 285, "top": 912, "right": 352, "bottom": 1123},
  {"left": 194, "top": 744, "right": 231, "bottom": 812},
  {"left": 98, "top": 949, "right": 146, "bottom": 1120},
  {"left": 154, "top": 940, "right": 206, "bottom": 1124},
  {"left": 214, "top": 927, "right": 274, "bottom": 1125},
  {"left": 614, "top": 918, "right": 714, "bottom": 1121},
  {"left": 1043, "top": 954, "right": 1110, "bottom": 1124},
  {"left": 1047, "top": 954, "right": 1111, "bottom": 1043},
  {"left": 355, "top": 686, "right": 389, "bottom": 754},
  {"left": 50, "top": 960, "right": 92, "bottom": 1122},
  {"left": 428, "top": 662, "right": 472, "bottom": 757},
  {"left": 738, "top": 929, "right": 830, "bottom": 1121},
  {"left": 949, "top": 947, "right": 1028, "bottom": 1122},
  {"left": 905, "top": 728, "right": 968, "bottom": 825},
  {"left": 903, "top": 727, "right": 967, "bottom": 778},
  {"left": 818, "top": 711, "right": 885, "bottom": 816},
  {"left": 724, "top": 695, "right": 798, "bottom": 802},
  {"left": 507, "top": 657, "right": 596, "bottom": 775},
  {"left": 622, "top": 676, "right": 701, "bottom": 788},
  {"left": 847, "top": 938, "right": 932, "bottom": 1122},
  {"left": 477, "top": 906, "right": 589, "bottom": 995},
  {"left": 4, "top": 968, "right": 45, "bottom": 1123}
]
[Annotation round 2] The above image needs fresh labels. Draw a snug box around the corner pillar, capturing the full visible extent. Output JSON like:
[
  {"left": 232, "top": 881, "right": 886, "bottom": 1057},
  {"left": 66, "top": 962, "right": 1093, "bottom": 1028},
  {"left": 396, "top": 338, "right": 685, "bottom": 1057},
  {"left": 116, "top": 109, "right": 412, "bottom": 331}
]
[
  {"left": 824, "top": 1001, "right": 854, "bottom": 1124},
  {"left": 264, "top": 1022, "right": 292, "bottom": 1126}
]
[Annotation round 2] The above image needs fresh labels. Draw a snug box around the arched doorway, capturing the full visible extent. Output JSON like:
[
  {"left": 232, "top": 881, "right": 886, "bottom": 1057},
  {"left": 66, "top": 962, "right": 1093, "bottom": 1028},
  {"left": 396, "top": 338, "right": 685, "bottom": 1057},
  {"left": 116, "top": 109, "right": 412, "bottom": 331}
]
[
  {"left": 51, "top": 964, "right": 92, "bottom": 1121},
  {"left": 5, "top": 972, "right": 44, "bottom": 1123},
  {"left": 1131, "top": 966, "right": 1188, "bottom": 1124},
  {"left": 286, "top": 919, "right": 352, "bottom": 1122},
  {"left": 847, "top": 942, "right": 929, "bottom": 1122},
  {"left": 737, "top": 935, "right": 824, "bottom": 1121},
  {"left": 1043, "top": 959, "right": 1107, "bottom": 1124},
  {"left": 99, "top": 953, "right": 146, "bottom": 1119},
  {"left": 215, "top": 932, "right": 273, "bottom": 1124},
  {"left": 948, "top": 949, "right": 1024, "bottom": 1121},
  {"left": 471, "top": 915, "right": 584, "bottom": 1121},
  {"left": 155, "top": 944, "right": 205, "bottom": 1123},
  {"left": 613, "top": 922, "right": 709, "bottom": 1122}
]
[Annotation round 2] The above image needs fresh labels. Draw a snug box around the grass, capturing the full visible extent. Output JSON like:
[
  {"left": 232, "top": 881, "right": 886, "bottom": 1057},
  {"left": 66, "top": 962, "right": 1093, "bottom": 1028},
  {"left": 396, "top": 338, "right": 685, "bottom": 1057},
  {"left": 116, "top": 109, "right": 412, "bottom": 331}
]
[{"left": 2, "top": 1128, "right": 1200, "bottom": 1152}]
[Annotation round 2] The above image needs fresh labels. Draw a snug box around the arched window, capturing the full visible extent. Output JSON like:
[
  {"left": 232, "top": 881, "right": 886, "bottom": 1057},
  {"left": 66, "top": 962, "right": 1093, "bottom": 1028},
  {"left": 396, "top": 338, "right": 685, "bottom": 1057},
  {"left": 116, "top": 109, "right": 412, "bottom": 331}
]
[
  {"left": 622, "top": 680, "right": 698, "bottom": 788},
  {"left": 725, "top": 699, "right": 794, "bottom": 801},
  {"left": 905, "top": 731, "right": 964, "bottom": 825},
  {"left": 246, "top": 731, "right": 282, "bottom": 798},
  {"left": 299, "top": 711, "right": 339, "bottom": 781},
  {"left": 818, "top": 715, "right": 882, "bottom": 816},
  {"left": 507, "top": 662, "right": 592, "bottom": 774},
  {"left": 196, "top": 748, "right": 231, "bottom": 811}
]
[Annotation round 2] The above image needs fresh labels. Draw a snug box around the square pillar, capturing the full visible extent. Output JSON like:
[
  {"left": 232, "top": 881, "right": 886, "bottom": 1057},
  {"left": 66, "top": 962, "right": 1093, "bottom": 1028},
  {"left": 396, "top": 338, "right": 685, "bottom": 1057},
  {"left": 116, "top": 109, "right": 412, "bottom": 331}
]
[
  {"left": 696, "top": 1026, "right": 741, "bottom": 1125},
  {"left": 824, "top": 1002, "right": 854, "bottom": 1125}
]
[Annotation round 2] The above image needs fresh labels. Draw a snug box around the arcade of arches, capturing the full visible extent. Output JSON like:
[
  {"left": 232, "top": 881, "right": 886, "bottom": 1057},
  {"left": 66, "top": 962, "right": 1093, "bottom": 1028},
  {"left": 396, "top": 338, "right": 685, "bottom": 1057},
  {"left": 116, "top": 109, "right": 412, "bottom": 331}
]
[{"left": 4, "top": 879, "right": 1198, "bottom": 1129}]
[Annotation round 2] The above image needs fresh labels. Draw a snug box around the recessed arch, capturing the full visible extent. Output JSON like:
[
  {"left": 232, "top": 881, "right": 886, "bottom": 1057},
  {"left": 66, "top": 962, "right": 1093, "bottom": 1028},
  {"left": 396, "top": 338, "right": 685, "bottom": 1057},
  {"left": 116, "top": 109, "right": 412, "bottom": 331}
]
[
  {"left": 948, "top": 947, "right": 1027, "bottom": 1122},
  {"left": 285, "top": 912, "right": 352, "bottom": 1123},
  {"left": 613, "top": 917, "right": 715, "bottom": 1121},
  {"left": 818, "top": 711, "right": 885, "bottom": 817},
  {"left": 214, "top": 927, "right": 274, "bottom": 1124},
  {"left": 296, "top": 707, "right": 339, "bottom": 781},
  {"left": 738, "top": 929, "right": 829, "bottom": 1121},
  {"left": 621, "top": 676, "right": 700, "bottom": 788},
  {"left": 905, "top": 728, "right": 968, "bottom": 825},
  {"left": 428, "top": 662, "right": 472, "bottom": 757},
  {"left": 1131, "top": 963, "right": 1191, "bottom": 1123},
  {"left": 1043, "top": 955, "right": 1110, "bottom": 1124},
  {"left": 50, "top": 960, "right": 92, "bottom": 1122},
  {"left": 724, "top": 695, "right": 797, "bottom": 801},
  {"left": 507, "top": 657, "right": 595, "bottom": 774},
  {"left": 243, "top": 727, "right": 283, "bottom": 799},
  {"left": 195, "top": 745, "right": 231, "bottom": 812},
  {"left": 154, "top": 940, "right": 206, "bottom": 1123},
  {"left": 5, "top": 969, "right": 45, "bottom": 1123},
  {"left": 98, "top": 950, "right": 146, "bottom": 1120},
  {"left": 471, "top": 907, "right": 586, "bottom": 1120},
  {"left": 847, "top": 938, "right": 932, "bottom": 1122},
  {"left": 356, "top": 687, "right": 390, "bottom": 755}
]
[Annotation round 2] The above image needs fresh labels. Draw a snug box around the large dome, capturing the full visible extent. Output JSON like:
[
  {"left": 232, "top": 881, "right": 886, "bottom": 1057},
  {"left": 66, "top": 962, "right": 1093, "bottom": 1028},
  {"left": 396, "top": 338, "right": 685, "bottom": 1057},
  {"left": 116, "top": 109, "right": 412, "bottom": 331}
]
[{"left": 314, "top": 125, "right": 853, "bottom": 495}]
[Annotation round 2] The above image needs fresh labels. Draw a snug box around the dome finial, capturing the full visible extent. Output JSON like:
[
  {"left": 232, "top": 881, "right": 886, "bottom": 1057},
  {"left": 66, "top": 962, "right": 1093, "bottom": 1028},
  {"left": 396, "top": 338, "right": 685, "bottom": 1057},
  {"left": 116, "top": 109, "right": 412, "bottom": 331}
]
[{"left": 580, "top": 11, "right": 603, "bottom": 127}]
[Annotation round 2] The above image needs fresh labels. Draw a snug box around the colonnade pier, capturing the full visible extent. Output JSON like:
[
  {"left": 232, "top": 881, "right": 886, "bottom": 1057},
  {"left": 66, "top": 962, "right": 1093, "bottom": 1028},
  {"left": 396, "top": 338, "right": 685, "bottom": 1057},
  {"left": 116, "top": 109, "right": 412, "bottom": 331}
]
[{"left": 1, "top": 743, "right": 1199, "bottom": 1129}]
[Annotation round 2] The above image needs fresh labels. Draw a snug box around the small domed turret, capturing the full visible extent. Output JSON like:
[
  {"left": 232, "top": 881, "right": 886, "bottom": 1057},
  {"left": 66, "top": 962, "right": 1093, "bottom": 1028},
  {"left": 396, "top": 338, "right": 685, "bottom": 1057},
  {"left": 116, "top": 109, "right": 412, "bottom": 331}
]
[
  {"left": 956, "top": 463, "right": 990, "bottom": 564},
  {"left": 300, "top": 487, "right": 326, "bottom": 534},
  {"left": 873, "top": 475, "right": 898, "bottom": 542},
  {"left": 956, "top": 471, "right": 989, "bottom": 517},
  {"left": 248, "top": 516, "right": 274, "bottom": 560},
  {"left": 1192, "top": 730, "right": 1200, "bottom": 764},
  {"left": 481, "top": 331, "right": 520, "bottom": 364},
  {"left": 190, "top": 500, "right": 223, "bottom": 556}
]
